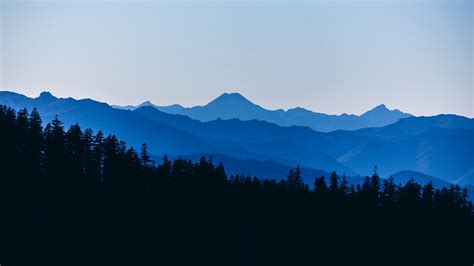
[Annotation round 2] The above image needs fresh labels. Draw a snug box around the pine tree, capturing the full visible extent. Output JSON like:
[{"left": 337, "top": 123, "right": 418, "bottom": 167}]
[
  {"left": 28, "top": 108, "right": 43, "bottom": 172},
  {"left": 160, "top": 154, "right": 172, "bottom": 177},
  {"left": 370, "top": 170, "right": 380, "bottom": 206},
  {"left": 92, "top": 130, "right": 105, "bottom": 184},
  {"left": 141, "top": 143, "right": 151, "bottom": 167},
  {"left": 313, "top": 176, "right": 328, "bottom": 194},
  {"left": 214, "top": 162, "right": 227, "bottom": 186},
  {"left": 382, "top": 177, "right": 397, "bottom": 207},
  {"left": 287, "top": 165, "right": 304, "bottom": 192},
  {"left": 329, "top": 171, "right": 339, "bottom": 194},
  {"left": 15, "top": 109, "right": 29, "bottom": 154},
  {"left": 156, "top": 154, "right": 172, "bottom": 188},
  {"left": 102, "top": 135, "right": 119, "bottom": 187},
  {"left": 44, "top": 116, "right": 65, "bottom": 185},
  {"left": 64, "top": 124, "right": 85, "bottom": 182},
  {"left": 340, "top": 174, "right": 348, "bottom": 198},
  {"left": 399, "top": 178, "right": 421, "bottom": 209},
  {"left": 349, "top": 184, "right": 356, "bottom": 197},
  {"left": 15, "top": 109, "right": 30, "bottom": 187},
  {"left": 421, "top": 182, "right": 434, "bottom": 210}
]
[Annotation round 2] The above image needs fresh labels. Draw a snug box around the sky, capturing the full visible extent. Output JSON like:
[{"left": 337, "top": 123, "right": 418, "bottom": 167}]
[{"left": 1, "top": 0, "right": 473, "bottom": 117}]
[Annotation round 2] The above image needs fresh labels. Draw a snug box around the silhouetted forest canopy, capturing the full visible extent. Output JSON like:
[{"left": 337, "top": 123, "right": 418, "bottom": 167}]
[{"left": 1, "top": 105, "right": 473, "bottom": 265}]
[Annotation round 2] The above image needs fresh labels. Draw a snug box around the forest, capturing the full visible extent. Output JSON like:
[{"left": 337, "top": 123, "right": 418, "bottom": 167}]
[{"left": 0, "top": 105, "right": 473, "bottom": 265}]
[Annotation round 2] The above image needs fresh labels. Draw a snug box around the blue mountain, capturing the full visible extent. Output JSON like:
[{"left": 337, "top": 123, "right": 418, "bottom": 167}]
[
  {"left": 116, "top": 92, "right": 412, "bottom": 132},
  {"left": 454, "top": 168, "right": 474, "bottom": 187},
  {"left": 133, "top": 105, "right": 474, "bottom": 182},
  {"left": 0, "top": 91, "right": 351, "bottom": 174},
  {"left": 351, "top": 114, "right": 474, "bottom": 139},
  {"left": 1, "top": 91, "right": 473, "bottom": 187},
  {"left": 0, "top": 91, "right": 219, "bottom": 155}
]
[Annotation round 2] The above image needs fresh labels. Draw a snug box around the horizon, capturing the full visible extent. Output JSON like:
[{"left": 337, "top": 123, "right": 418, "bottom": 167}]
[
  {"left": 1, "top": 0, "right": 472, "bottom": 117},
  {"left": 4, "top": 89, "right": 464, "bottom": 118}
]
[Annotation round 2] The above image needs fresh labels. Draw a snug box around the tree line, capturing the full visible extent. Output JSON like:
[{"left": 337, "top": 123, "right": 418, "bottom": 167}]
[{"left": 0, "top": 105, "right": 473, "bottom": 265}]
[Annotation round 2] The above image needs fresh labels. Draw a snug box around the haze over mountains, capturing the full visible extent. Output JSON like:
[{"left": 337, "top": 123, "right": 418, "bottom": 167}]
[
  {"left": 1, "top": 90, "right": 473, "bottom": 188},
  {"left": 114, "top": 92, "right": 412, "bottom": 132}
]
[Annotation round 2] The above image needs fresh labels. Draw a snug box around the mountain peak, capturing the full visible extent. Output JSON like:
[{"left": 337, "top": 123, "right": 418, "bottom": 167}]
[
  {"left": 38, "top": 91, "right": 56, "bottom": 100},
  {"left": 360, "top": 104, "right": 412, "bottom": 126},
  {"left": 141, "top": 101, "right": 153, "bottom": 106},
  {"left": 131, "top": 101, "right": 156, "bottom": 110},
  {"left": 207, "top": 92, "right": 255, "bottom": 107},
  {"left": 372, "top": 104, "right": 388, "bottom": 111},
  {"left": 362, "top": 104, "right": 391, "bottom": 116},
  {"left": 217, "top": 92, "right": 247, "bottom": 101}
]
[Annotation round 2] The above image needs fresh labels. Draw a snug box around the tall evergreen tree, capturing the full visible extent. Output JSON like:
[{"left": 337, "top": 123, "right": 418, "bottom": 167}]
[
  {"left": 287, "top": 165, "right": 305, "bottom": 192},
  {"left": 28, "top": 108, "right": 43, "bottom": 174},
  {"left": 329, "top": 171, "right": 339, "bottom": 194},
  {"left": 381, "top": 177, "right": 397, "bottom": 207},
  {"left": 313, "top": 177, "right": 328, "bottom": 194},
  {"left": 141, "top": 143, "right": 151, "bottom": 167},
  {"left": 340, "top": 174, "right": 348, "bottom": 197},
  {"left": 421, "top": 182, "right": 434, "bottom": 210},
  {"left": 44, "top": 116, "right": 66, "bottom": 186}
]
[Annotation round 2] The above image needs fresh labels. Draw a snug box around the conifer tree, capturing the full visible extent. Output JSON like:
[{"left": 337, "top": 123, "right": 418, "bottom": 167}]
[
  {"left": 287, "top": 165, "right": 304, "bottom": 192},
  {"left": 329, "top": 171, "right": 339, "bottom": 194},
  {"left": 421, "top": 182, "right": 434, "bottom": 210}
]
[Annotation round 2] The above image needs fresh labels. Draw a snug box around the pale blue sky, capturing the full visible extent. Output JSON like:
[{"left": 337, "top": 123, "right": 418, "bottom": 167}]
[{"left": 1, "top": 0, "right": 473, "bottom": 117}]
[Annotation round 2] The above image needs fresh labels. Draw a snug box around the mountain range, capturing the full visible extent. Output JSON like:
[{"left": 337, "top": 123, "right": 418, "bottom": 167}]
[
  {"left": 1, "top": 91, "right": 473, "bottom": 188},
  {"left": 113, "top": 92, "right": 412, "bottom": 132}
]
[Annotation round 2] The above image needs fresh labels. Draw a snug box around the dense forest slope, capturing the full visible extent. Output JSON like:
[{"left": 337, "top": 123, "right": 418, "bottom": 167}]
[{"left": 0, "top": 104, "right": 473, "bottom": 265}]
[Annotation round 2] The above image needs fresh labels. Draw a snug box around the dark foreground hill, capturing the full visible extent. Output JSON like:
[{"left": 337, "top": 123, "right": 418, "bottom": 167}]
[{"left": 0, "top": 104, "right": 473, "bottom": 265}]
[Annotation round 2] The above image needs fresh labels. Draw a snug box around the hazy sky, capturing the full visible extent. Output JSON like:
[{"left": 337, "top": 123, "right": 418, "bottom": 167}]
[{"left": 1, "top": 0, "right": 473, "bottom": 117}]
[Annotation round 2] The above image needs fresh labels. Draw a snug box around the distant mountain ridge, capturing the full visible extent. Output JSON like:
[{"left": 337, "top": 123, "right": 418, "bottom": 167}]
[
  {"left": 0, "top": 91, "right": 352, "bottom": 175},
  {"left": 1, "top": 91, "right": 473, "bottom": 187},
  {"left": 113, "top": 92, "right": 412, "bottom": 132},
  {"left": 132, "top": 105, "right": 474, "bottom": 183}
]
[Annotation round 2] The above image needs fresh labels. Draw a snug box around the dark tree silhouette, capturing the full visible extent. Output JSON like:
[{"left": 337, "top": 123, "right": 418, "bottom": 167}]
[{"left": 0, "top": 105, "right": 472, "bottom": 265}]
